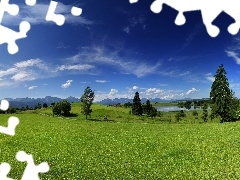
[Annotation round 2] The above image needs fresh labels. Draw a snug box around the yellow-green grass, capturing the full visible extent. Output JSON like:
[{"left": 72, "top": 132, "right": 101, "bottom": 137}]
[{"left": 0, "top": 109, "right": 240, "bottom": 179}]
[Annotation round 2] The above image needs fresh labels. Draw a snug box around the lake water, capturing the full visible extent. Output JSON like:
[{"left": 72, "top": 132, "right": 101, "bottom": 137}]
[{"left": 155, "top": 106, "right": 203, "bottom": 112}]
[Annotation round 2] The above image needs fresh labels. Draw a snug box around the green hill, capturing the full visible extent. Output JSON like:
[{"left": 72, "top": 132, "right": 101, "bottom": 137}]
[{"left": 1, "top": 103, "right": 238, "bottom": 179}]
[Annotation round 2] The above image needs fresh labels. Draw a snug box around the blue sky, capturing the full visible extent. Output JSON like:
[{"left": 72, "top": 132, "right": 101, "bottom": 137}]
[{"left": 0, "top": 0, "right": 240, "bottom": 101}]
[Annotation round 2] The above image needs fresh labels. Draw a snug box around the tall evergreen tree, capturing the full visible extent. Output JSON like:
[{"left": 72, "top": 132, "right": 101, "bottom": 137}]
[
  {"left": 132, "top": 92, "right": 142, "bottom": 115},
  {"left": 201, "top": 102, "right": 208, "bottom": 122},
  {"left": 145, "top": 99, "right": 151, "bottom": 115},
  {"left": 210, "top": 64, "right": 233, "bottom": 123},
  {"left": 80, "top": 86, "right": 95, "bottom": 119},
  {"left": 184, "top": 101, "right": 192, "bottom": 110}
]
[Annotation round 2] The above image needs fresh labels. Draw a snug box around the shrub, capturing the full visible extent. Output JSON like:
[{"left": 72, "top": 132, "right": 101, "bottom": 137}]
[
  {"left": 192, "top": 111, "right": 198, "bottom": 116},
  {"left": 61, "top": 100, "right": 71, "bottom": 116},
  {"left": 43, "top": 103, "right": 48, "bottom": 108},
  {"left": 175, "top": 110, "right": 186, "bottom": 122},
  {"left": 52, "top": 100, "right": 71, "bottom": 116},
  {"left": 175, "top": 113, "right": 181, "bottom": 122},
  {"left": 52, "top": 102, "right": 62, "bottom": 116},
  {"left": 157, "top": 111, "right": 163, "bottom": 117},
  {"left": 7, "top": 106, "right": 16, "bottom": 114}
]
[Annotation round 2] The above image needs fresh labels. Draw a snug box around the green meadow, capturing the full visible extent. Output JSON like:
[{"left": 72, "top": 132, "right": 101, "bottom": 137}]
[{"left": 1, "top": 103, "right": 240, "bottom": 179}]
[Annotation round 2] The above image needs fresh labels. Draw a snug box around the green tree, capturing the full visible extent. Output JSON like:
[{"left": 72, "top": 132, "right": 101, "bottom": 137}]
[
  {"left": 177, "top": 102, "right": 184, "bottom": 108},
  {"left": 61, "top": 100, "right": 71, "bottom": 116},
  {"left": 175, "top": 110, "right": 186, "bottom": 122},
  {"left": 80, "top": 86, "right": 95, "bottom": 119},
  {"left": 201, "top": 102, "right": 208, "bottom": 122},
  {"left": 132, "top": 92, "right": 142, "bottom": 116},
  {"left": 149, "top": 106, "right": 158, "bottom": 118},
  {"left": 229, "top": 95, "right": 240, "bottom": 121},
  {"left": 37, "top": 103, "right": 41, "bottom": 109},
  {"left": 52, "top": 102, "right": 62, "bottom": 116},
  {"left": 123, "top": 102, "right": 132, "bottom": 108},
  {"left": 145, "top": 100, "right": 151, "bottom": 115},
  {"left": 210, "top": 64, "right": 234, "bottom": 123},
  {"left": 43, "top": 103, "right": 48, "bottom": 108},
  {"left": 192, "top": 110, "right": 198, "bottom": 116},
  {"left": 7, "top": 106, "right": 16, "bottom": 114},
  {"left": 52, "top": 100, "right": 71, "bottom": 116},
  {"left": 184, "top": 101, "right": 192, "bottom": 110}
]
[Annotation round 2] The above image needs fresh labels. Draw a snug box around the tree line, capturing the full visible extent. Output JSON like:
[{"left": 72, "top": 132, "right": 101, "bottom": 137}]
[{"left": 2, "top": 64, "right": 239, "bottom": 123}]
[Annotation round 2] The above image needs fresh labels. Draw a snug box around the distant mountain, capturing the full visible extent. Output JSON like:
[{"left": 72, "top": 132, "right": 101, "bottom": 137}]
[
  {"left": 97, "top": 98, "right": 173, "bottom": 105},
  {"left": 4, "top": 96, "right": 80, "bottom": 109},
  {"left": 96, "top": 98, "right": 209, "bottom": 105},
  {"left": 4, "top": 96, "right": 209, "bottom": 108}
]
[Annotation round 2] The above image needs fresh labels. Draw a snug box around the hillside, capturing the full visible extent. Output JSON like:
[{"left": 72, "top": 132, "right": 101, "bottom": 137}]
[{"left": 0, "top": 105, "right": 239, "bottom": 179}]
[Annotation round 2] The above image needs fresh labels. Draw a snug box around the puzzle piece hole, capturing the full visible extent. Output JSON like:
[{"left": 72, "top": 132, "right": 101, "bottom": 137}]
[
  {"left": 25, "top": 0, "right": 37, "bottom": 6},
  {"left": 71, "top": 6, "right": 82, "bottom": 16},
  {"left": 7, "top": 4, "right": 19, "bottom": 16},
  {"left": 175, "top": 12, "right": 186, "bottom": 25},
  {"left": 0, "top": 100, "right": 9, "bottom": 111}
]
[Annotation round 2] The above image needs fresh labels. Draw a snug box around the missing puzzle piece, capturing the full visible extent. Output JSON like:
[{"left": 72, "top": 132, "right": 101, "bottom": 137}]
[
  {"left": 0, "top": 116, "right": 19, "bottom": 136},
  {"left": 0, "top": 163, "right": 14, "bottom": 180},
  {"left": 16, "top": 151, "right": 49, "bottom": 180},
  {"left": 0, "top": 21, "right": 30, "bottom": 54},
  {"left": 131, "top": 0, "right": 240, "bottom": 37}
]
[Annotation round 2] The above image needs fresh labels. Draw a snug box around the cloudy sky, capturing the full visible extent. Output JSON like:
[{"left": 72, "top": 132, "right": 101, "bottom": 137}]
[{"left": 0, "top": 0, "right": 240, "bottom": 101}]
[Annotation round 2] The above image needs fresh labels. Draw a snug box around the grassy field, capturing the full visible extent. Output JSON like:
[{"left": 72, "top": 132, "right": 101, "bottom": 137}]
[{"left": 1, "top": 103, "right": 239, "bottom": 179}]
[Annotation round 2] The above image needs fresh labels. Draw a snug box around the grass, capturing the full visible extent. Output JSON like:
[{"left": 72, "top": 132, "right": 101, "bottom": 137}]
[{"left": 1, "top": 103, "right": 239, "bottom": 179}]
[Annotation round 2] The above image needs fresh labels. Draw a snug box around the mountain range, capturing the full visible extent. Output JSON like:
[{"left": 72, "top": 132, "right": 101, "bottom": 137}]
[{"left": 3, "top": 96, "right": 209, "bottom": 109}]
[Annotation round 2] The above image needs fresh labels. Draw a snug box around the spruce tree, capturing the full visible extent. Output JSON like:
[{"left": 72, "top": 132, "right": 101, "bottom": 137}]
[
  {"left": 201, "top": 102, "right": 208, "bottom": 122},
  {"left": 132, "top": 92, "right": 142, "bottom": 115},
  {"left": 80, "top": 86, "right": 95, "bottom": 119},
  {"left": 210, "top": 64, "right": 233, "bottom": 123},
  {"left": 146, "top": 99, "right": 151, "bottom": 115}
]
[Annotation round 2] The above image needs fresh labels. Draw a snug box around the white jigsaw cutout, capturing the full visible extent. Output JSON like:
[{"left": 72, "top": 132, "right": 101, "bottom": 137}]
[
  {"left": 71, "top": 6, "right": 82, "bottom": 16},
  {"left": 0, "top": 99, "right": 9, "bottom": 111},
  {"left": 16, "top": 151, "right": 50, "bottom": 180},
  {"left": 130, "top": 0, "right": 240, "bottom": 37},
  {"left": 46, "top": 0, "right": 82, "bottom": 25},
  {"left": 0, "top": 99, "right": 19, "bottom": 136},
  {"left": 0, "top": 162, "right": 14, "bottom": 180},
  {"left": 0, "top": 116, "right": 19, "bottom": 136},
  {"left": 25, "top": 0, "right": 37, "bottom": 6},
  {"left": 46, "top": 0, "right": 65, "bottom": 26},
  {"left": 0, "top": 21, "right": 30, "bottom": 54},
  {"left": 0, "top": 0, "right": 36, "bottom": 54}
]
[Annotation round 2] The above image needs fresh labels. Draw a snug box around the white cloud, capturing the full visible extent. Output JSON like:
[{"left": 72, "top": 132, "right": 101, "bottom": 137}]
[
  {"left": 94, "top": 87, "right": 200, "bottom": 102},
  {"left": 56, "top": 64, "right": 95, "bottom": 71},
  {"left": 66, "top": 46, "right": 161, "bottom": 77},
  {"left": 123, "top": 26, "right": 130, "bottom": 34},
  {"left": 186, "top": 88, "right": 198, "bottom": 95},
  {"left": 2, "top": 2, "right": 93, "bottom": 26},
  {"left": 0, "top": 68, "right": 17, "bottom": 78},
  {"left": 109, "top": 89, "right": 118, "bottom": 95},
  {"left": 205, "top": 73, "right": 215, "bottom": 82},
  {"left": 61, "top": 80, "right": 73, "bottom": 89},
  {"left": 14, "top": 59, "right": 43, "bottom": 68},
  {"left": 11, "top": 72, "right": 31, "bottom": 81},
  {"left": 57, "top": 42, "right": 70, "bottom": 49},
  {"left": 133, "top": 86, "right": 138, "bottom": 90},
  {"left": 179, "top": 71, "right": 190, "bottom": 76},
  {"left": 96, "top": 80, "right": 108, "bottom": 83},
  {"left": 226, "top": 51, "right": 240, "bottom": 64},
  {"left": 28, "top": 86, "right": 37, "bottom": 90}
]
